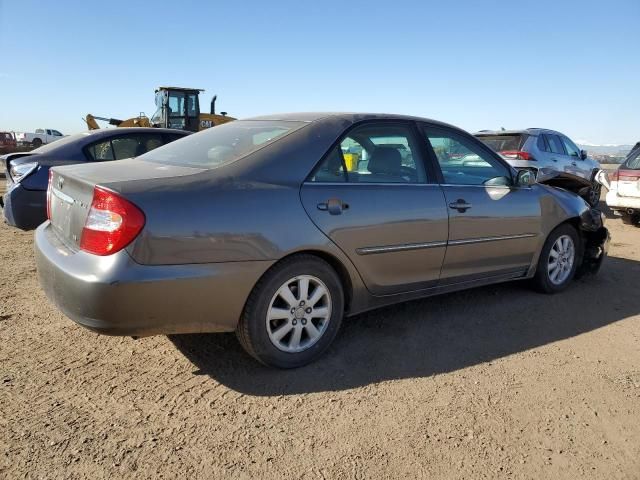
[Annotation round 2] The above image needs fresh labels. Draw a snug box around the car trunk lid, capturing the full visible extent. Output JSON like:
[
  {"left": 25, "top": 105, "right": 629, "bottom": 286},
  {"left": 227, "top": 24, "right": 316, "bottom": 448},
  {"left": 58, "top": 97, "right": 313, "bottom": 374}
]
[
  {"left": 616, "top": 169, "right": 640, "bottom": 198},
  {"left": 48, "top": 158, "right": 205, "bottom": 249}
]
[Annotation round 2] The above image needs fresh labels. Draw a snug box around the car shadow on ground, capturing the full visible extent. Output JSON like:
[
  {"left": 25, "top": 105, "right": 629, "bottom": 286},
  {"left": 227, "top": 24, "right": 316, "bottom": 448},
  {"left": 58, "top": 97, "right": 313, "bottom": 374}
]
[{"left": 170, "top": 256, "right": 640, "bottom": 396}]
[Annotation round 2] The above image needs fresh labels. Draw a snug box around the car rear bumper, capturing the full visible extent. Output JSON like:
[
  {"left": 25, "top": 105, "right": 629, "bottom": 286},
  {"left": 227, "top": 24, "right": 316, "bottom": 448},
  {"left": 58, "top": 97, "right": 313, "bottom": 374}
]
[
  {"left": 1, "top": 183, "right": 47, "bottom": 230},
  {"left": 606, "top": 191, "right": 640, "bottom": 211},
  {"left": 35, "top": 222, "right": 274, "bottom": 336}
]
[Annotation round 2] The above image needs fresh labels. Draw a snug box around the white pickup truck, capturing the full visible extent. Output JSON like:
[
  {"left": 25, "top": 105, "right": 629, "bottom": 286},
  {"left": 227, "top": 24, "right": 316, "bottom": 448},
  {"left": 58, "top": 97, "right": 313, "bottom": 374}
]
[{"left": 15, "top": 128, "right": 65, "bottom": 147}]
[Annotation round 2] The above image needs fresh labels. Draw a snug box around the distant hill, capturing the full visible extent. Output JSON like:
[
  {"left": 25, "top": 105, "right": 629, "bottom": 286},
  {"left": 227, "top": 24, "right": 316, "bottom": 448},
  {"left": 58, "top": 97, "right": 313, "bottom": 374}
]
[{"left": 577, "top": 143, "right": 635, "bottom": 156}]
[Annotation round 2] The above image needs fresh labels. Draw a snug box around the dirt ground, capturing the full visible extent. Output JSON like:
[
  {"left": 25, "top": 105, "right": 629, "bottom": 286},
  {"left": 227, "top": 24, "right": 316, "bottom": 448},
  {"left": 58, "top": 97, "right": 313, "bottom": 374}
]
[{"left": 1, "top": 181, "right": 639, "bottom": 479}]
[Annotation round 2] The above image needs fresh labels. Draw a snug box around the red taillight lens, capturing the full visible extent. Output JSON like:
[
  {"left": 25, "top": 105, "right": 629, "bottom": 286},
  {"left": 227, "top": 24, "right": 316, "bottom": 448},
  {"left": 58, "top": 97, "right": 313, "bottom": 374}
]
[
  {"left": 80, "top": 186, "right": 145, "bottom": 256},
  {"left": 618, "top": 169, "right": 640, "bottom": 181},
  {"left": 500, "top": 150, "right": 534, "bottom": 160},
  {"left": 46, "top": 170, "right": 53, "bottom": 220}
]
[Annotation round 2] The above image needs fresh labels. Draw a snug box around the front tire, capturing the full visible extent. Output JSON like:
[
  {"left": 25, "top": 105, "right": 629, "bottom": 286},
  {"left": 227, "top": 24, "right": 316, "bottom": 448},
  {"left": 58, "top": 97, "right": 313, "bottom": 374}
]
[
  {"left": 584, "top": 180, "right": 602, "bottom": 207},
  {"left": 236, "top": 254, "right": 344, "bottom": 368},
  {"left": 533, "top": 224, "right": 581, "bottom": 294}
]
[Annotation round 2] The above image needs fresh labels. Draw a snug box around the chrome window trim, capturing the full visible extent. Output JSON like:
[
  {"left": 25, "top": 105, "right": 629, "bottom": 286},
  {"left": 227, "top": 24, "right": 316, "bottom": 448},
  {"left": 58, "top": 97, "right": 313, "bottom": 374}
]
[{"left": 303, "top": 181, "right": 532, "bottom": 189}]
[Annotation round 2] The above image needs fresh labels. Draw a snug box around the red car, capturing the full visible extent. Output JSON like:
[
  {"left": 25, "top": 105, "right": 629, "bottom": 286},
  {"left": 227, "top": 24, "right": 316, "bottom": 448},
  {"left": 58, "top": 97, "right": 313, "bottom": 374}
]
[{"left": 0, "top": 131, "right": 17, "bottom": 153}]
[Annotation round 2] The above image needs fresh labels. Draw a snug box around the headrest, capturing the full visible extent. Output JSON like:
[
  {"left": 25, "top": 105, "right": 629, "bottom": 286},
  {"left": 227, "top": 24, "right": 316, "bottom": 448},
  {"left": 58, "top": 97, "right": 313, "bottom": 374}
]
[{"left": 368, "top": 147, "right": 402, "bottom": 174}]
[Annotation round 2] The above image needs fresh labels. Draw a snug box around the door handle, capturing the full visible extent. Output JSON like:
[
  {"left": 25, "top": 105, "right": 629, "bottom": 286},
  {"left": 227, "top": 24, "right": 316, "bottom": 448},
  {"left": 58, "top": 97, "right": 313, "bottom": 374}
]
[
  {"left": 448, "top": 199, "right": 472, "bottom": 213},
  {"left": 317, "top": 198, "right": 349, "bottom": 215},
  {"left": 551, "top": 158, "right": 558, "bottom": 162},
  {"left": 571, "top": 161, "right": 577, "bottom": 166}
]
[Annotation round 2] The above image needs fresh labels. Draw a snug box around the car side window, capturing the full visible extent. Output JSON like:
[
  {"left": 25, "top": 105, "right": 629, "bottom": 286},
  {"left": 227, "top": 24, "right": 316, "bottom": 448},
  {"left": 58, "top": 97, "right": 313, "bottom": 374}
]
[
  {"left": 546, "top": 135, "right": 565, "bottom": 155},
  {"left": 537, "top": 135, "right": 550, "bottom": 152},
  {"left": 51, "top": 130, "right": 62, "bottom": 136},
  {"left": 85, "top": 139, "right": 115, "bottom": 161},
  {"left": 561, "top": 136, "right": 580, "bottom": 158},
  {"left": 311, "top": 123, "right": 427, "bottom": 184},
  {"left": 163, "top": 133, "right": 187, "bottom": 144},
  {"left": 424, "top": 128, "right": 511, "bottom": 186},
  {"left": 111, "top": 134, "right": 164, "bottom": 159}
]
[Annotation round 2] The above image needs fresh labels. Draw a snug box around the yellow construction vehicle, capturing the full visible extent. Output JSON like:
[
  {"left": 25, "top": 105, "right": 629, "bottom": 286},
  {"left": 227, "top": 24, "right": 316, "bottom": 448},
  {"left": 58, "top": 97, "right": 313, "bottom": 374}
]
[{"left": 85, "top": 86, "right": 235, "bottom": 132}]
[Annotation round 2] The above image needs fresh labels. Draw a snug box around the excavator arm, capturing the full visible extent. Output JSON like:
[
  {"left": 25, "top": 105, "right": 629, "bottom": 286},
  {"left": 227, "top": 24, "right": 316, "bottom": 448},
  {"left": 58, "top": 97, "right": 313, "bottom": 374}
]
[{"left": 85, "top": 113, "right": 151, "bottom": 130}]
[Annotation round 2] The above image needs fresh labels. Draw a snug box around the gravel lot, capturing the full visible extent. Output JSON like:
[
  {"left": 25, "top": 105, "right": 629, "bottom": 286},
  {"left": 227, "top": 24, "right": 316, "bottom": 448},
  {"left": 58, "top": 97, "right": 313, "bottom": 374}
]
[{"left": 1, "top": 180, "right": 639, "bottom": 479}]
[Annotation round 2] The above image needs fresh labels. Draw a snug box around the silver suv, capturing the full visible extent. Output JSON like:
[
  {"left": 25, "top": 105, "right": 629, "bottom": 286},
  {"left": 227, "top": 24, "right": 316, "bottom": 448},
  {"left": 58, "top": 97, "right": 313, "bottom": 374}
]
[{"left": 475, "top": 129, "right": 601, "bottom": 206}]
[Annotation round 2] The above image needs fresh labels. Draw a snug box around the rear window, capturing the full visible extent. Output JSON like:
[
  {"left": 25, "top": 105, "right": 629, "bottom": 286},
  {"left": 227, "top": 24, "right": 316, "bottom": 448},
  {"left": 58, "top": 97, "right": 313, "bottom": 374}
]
[
  {"left": 475, "top": 134, "right": 527, "bottom": 153},
  {"left": 142, "top": 120, "right": 306, "bottom": 169},
  {"left": 625, "top": 148, "right": 640, "bottom": 169}
]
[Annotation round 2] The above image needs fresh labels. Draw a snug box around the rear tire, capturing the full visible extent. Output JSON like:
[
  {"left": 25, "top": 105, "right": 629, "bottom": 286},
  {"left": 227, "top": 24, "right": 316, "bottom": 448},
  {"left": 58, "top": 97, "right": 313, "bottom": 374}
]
[
  {"left": 236, "top": 254, "right": 344, "bottom": 368},
  {"left": 532, "top": 224, "right": 581, "bottom": 294},
  {"left": 32, "top": 138, "right": 42, "bottom": 148}
]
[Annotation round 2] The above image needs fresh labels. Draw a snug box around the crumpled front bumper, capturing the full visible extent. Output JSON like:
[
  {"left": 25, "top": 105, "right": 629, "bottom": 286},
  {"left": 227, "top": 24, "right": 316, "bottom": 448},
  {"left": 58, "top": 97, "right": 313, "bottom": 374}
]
[{"left": 577, "top": 208, "right": 610, "bottom": 276}]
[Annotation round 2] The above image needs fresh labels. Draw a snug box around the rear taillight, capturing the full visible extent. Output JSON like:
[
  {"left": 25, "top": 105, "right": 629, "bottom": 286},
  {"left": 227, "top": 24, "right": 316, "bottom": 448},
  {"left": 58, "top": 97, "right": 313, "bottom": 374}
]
[
  {"left": 46, "top": 170, "right": 53, "bottom": 220},
  {"left": 617, "top": 169, "right": 640, "bottom": 181},
  {"left": 80, "top": 186, "right": 145, "bottom": 256},
  {"left": 500, "top": 150, "right": 534, "bottom": 160}
]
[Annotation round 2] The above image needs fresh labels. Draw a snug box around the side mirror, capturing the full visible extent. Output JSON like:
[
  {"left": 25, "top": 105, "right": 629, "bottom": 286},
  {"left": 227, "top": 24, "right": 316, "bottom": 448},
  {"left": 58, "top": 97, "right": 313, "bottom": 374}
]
[
  {"left": 516, "top": 169, "right": 535, "bottom": 187},
  {"left": 580, "top": 149, "right": 588, "bottom": 160}
]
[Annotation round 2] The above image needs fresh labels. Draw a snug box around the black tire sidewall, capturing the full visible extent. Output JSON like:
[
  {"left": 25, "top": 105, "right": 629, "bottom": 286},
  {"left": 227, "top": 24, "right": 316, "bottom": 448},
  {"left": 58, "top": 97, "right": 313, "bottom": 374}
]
[
  {"left": 241, "top": 256, "right": 344, "bottom": 368},
  {"left": 534, "top": 225, "right": 581, "bottom": 294},
  {"left": 586, "top": 182, "right": 601, "bottom": 207}
]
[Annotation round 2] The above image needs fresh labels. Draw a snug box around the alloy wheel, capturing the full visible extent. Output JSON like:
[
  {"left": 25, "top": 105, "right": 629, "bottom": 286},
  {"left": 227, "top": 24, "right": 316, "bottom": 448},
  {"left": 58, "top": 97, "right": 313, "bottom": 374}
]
[
  {"left": 547, "top": 235, "right": 575, "bottom": 285},
  {"left": 266, "top": 275, "right": 332, "bottom": 353}
]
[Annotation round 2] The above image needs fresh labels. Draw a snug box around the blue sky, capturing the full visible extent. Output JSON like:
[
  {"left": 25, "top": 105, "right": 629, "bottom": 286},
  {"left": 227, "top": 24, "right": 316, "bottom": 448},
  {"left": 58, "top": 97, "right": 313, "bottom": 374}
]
[{"left": 0, "top": 0, "right": 638, "bottom": 144}]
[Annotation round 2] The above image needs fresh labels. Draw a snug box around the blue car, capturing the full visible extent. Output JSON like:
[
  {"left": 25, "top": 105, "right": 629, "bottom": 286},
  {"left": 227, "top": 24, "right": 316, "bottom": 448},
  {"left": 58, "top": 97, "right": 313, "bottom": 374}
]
[{"left": 1, "top": 128, "right": 190, "bottom": 230}]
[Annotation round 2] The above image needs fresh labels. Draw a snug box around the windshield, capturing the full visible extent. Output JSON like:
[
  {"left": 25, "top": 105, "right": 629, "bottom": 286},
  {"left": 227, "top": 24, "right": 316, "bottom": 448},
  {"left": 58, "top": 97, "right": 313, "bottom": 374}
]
[
  {"left": 476, "top": 134, "right": 527, "bottom": 152},
  {"left": 31, "top": 132, "right": 91, "bottom": 153},
  {"left": 141, "top": 120, "right": 307, "bottom": 169},
  {"left": 625, "top": 148, "right": 640, "bottom": 169}
]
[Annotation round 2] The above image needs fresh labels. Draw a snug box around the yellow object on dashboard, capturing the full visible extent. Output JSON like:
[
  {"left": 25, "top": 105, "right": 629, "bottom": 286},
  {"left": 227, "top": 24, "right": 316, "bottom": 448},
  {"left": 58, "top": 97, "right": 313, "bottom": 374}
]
[{"left": 343, "top": 153, "right": 359, "bottom": 171}]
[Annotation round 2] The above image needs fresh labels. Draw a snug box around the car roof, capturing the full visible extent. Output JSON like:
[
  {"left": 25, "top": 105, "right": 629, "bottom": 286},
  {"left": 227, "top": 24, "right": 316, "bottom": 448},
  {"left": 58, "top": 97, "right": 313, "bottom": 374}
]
[
  {"left": 79, "top": 127, "right": 191, "bottom": 139},
  {"left": 243, "top": 112, "right": 462, "bottom": 130},
  {"left": 474, "top": 128, "right": 561, "bottom": 136}
]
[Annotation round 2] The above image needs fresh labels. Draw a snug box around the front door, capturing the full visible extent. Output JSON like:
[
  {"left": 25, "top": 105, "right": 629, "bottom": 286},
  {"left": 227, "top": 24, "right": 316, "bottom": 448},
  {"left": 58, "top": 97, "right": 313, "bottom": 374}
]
[
  {"left": 300, "top": 121, "right": 449, "bottom": 295},
  {"left": 422, "top": 126, "right": 541, "bottom": 284}
]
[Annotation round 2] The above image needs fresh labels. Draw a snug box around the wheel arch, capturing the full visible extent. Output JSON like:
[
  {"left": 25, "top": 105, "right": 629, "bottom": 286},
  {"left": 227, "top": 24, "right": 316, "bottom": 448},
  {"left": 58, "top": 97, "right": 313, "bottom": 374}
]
[{"left": 246, "top": 249, "right": 355, "bottom": 315}]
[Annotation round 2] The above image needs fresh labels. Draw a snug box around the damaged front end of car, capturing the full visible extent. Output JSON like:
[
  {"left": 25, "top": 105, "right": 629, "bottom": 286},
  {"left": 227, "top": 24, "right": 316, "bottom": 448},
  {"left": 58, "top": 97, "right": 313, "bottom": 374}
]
[
  {"left": 536, "top": 168, "right": 610, "bottom": 277},
  {"left": 576, "top": 207, "right": 610, "bottom": 277}
]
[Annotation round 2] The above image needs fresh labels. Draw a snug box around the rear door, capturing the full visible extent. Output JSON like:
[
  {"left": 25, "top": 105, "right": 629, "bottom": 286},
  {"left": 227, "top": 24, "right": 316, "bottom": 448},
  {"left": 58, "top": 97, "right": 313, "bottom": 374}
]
[
  {"left": 300, "top": 121, "right": 449, "bottom": 295},
  {"left": 543, "top": 133, "right": 569, "bottom": 173},
  {"left": 422, "top": 125, "right": 541, "bottom": 284}
]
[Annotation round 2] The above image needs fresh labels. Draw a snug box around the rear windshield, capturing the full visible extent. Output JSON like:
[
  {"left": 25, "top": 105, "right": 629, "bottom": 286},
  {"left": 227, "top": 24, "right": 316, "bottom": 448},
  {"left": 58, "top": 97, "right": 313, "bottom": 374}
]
[
  {"left": 141, "top": 120, "right": 307, "bottom": 169},
  {"left": 476, "top": 134, "right": 527, "bottom": 153},
  {"left": 625, "top": 148, "right": 640, "bottom": 169}
]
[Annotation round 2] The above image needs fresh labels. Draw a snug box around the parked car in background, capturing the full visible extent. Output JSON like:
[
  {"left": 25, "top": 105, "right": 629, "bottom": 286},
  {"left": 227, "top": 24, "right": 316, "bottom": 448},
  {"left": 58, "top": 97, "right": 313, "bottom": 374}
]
[
  {"left": 475, "top": 129, "right": 602, "bottom": 206},
  {"left": 1, "top": 127, "right": 190, "bottom": 229},
  {"left": 35, "top": 113, "right": 609, "bottom": 369},
  {"left": 16, "top": 128, "right": 65, "bottom": 148},
  {"left": 598, "top": 143, "right": 640, "bottom": 226},
  {"left": 0, "top": 131, "right": 17, "bottom": 153}
]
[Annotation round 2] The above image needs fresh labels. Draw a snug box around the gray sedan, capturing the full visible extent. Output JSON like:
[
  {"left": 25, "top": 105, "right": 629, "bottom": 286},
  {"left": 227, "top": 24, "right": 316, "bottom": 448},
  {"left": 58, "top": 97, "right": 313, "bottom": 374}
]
[{"left": 35, "top": 113, "right": 609, "bottom": 368}]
